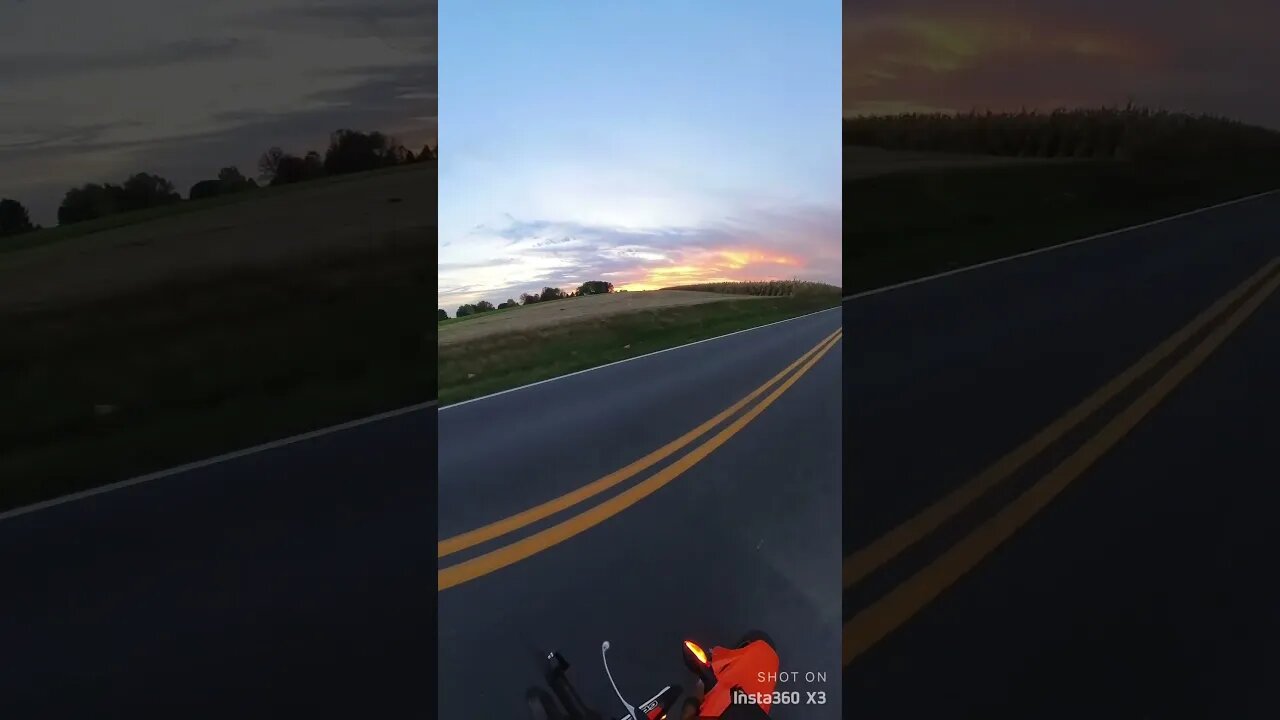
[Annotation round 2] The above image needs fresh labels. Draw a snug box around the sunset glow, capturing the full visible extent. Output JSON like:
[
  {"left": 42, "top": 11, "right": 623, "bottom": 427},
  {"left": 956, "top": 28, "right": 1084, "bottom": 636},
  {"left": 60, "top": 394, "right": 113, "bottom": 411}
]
[
  {"left": 603, "top": 247, "right": 807, "bottom": 292},
  {"left": 439, "top": 1, "right": 840, "bottom": 311}
]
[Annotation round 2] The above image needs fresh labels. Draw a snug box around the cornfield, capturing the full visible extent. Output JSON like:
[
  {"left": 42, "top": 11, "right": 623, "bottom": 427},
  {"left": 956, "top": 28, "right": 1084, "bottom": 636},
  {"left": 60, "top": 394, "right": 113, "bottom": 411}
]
[
  {"left": 844, "top": 105, "right": 1280, "bottom": 164},
  {"left": 664, "top": 279, "right": 841, "bottom": 297}
]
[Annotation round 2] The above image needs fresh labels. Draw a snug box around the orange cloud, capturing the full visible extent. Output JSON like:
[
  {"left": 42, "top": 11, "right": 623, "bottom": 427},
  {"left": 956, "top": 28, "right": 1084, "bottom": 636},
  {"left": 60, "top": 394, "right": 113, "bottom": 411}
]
[
  {"left": 849, "top": 13, "right": 1155, "bottom": 71},
  {"left": 613, "top": 247, "right": 809, "bottom": 291},
  {"left": 717, "top": 249, "right": 802, "bottom": 269}
]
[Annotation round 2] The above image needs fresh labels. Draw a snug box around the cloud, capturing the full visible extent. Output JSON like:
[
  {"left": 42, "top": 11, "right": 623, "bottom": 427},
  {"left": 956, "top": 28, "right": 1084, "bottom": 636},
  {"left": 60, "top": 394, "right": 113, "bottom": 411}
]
[
  {"left": 437, "top": 258, "right": 523, "bottom": 272},
  {"left": 0, "top": 38, "right": 255, "bottom": 81},
  {"left": 437, "top": 205, "right": 841, "bottom": 307},
  {"left": 0, "top": 0, "right": 435, "bottom": 225},
  {"left": 279, "top": 0, "right": 435, "bottom": 23},
  {"left": 844, "top": 0, "right": 1280, "bottom": 129}
]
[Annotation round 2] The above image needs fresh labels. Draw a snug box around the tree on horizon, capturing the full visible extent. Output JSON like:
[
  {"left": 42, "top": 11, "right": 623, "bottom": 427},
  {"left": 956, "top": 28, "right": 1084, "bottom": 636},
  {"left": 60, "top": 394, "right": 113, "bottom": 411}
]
[
  {"left": 57, "top": 172, "right": 179, "bottom": 225},
  {"left": 258, "top": 147, "right": 286, "bottom": 182},
  {"left": 0, "top": 198, "right": 36, "bottom": 236},
  {"left": 324, "top": 129, "right": 407, "bottom": 175}
]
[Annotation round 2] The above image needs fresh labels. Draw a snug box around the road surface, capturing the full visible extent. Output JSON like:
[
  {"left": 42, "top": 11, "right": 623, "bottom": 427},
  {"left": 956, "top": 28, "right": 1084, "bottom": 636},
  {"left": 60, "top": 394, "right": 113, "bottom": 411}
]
[
  {"left": 844, "top": 191, "right": 1280, "bottom": 717},
  {"left": 438, "top": 308, "right": 843, "bottom": 718},
  {"left": 0, "top": 406, "right": 432, "bottom": 718}
]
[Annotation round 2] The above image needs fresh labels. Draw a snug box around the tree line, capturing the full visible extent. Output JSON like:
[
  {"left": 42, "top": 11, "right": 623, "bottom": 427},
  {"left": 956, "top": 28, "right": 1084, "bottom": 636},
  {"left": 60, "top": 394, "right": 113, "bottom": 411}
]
[
  {"left": 0, "top": 129, "right": 435, "bottom": 238},
  {"left": 844, "top": 105, "right": 1280, "bottom": 164},
  {"left": 256, "top": 130, "right": 432, "bottom": 187},
  {"left": 439, "top": 280, "right": 614, "bottom": 320}
]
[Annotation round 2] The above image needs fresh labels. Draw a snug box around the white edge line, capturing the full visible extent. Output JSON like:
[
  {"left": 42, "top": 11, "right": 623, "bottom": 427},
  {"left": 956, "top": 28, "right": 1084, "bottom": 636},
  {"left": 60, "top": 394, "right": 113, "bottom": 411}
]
[
  {"left": 0, "top": 400, "right": 436, "bottom": 522},
  {"left": 4, "top": 303, "right": 842, "bottom": 517},
  {"left": 840, "top": 188, "right": 1280, "bottom": 303},
  {"left": 439, "top": 305, "right": 842, "bottom": 411}
]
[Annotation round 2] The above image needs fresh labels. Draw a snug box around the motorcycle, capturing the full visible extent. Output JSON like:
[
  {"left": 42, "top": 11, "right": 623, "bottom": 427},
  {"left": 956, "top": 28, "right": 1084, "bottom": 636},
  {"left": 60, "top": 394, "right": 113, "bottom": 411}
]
[{"left": 524, "top": 631, "right": 780, "bottom": 719}]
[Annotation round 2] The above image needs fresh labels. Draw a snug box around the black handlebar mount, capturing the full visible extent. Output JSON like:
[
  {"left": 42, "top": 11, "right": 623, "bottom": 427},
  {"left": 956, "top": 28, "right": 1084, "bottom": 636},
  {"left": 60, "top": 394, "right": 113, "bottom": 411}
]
[{"left": 525, "top": 647, "right": 682, "bottom": 720}]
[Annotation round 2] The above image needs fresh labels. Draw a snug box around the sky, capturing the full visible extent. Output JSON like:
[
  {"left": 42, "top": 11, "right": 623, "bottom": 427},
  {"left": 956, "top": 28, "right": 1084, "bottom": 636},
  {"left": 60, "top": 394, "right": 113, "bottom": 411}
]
[
  {"left": 438, "top": 1, "right": 841, "bottom": 310},
  {"left": 845, "top": 0, "right": 1280, "bottom": 130},
  {"left": 0, "top": 0, "right": 436, "bottom": 226}
]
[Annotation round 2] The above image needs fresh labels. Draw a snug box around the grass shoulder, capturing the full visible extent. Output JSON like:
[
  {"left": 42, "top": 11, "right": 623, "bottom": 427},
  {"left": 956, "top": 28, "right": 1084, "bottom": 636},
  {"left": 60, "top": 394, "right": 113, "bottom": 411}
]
[
  {"left": 438, "top": 292, "right": 839, "bottom": 406},
  {"left": 846, "top": 153, "right": 1280, "bottom": 292},
  {"left": 0, "top": 239, "right": 430, "bottom": 513}
]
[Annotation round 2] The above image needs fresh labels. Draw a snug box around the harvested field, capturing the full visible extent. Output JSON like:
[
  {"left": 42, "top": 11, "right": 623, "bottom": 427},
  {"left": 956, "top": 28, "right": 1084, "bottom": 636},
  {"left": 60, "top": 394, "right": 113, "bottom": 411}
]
[{"left": 437, "top": 290, "right": 758, "bottom": 346}]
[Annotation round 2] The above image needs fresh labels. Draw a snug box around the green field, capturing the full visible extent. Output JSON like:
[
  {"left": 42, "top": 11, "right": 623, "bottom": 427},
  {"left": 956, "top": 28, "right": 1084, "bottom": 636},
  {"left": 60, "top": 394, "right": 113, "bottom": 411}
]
[{"left": 0, "top": 164, "right": 432, "bottom": 512}]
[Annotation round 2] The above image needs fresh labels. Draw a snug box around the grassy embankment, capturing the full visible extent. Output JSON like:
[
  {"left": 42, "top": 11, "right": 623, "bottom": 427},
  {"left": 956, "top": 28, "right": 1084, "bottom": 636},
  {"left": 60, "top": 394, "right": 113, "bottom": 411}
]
[
  {"left": 0, "top": 165, "right": 431, "bottom": 512},
  {"left": 846, "top": 107, "right": 1280, "bottom": 292},
  {"left": 437, "top": 280, "right": 841, "bottom": 406}
]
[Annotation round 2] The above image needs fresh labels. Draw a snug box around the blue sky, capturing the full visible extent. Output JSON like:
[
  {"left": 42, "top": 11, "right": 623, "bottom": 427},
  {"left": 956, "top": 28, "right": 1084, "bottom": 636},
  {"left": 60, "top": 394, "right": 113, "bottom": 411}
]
[{"left": 438, "top": 1, "right": 841, "bottom": 309}]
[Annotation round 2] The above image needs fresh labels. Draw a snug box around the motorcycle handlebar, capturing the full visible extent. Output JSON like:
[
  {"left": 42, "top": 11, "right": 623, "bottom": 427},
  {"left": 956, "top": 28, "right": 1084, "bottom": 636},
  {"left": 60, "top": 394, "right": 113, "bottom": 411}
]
[
  {"left": 536, "top": 650, "right": 683, "bottom": 720},
  {"left": 545, "top": 651, "right": 605, "bottom": 720}
]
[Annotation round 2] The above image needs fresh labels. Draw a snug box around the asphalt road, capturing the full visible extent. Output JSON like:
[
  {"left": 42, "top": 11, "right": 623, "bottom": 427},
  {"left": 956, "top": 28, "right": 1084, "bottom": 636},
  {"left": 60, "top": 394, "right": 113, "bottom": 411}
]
[
  {"left": 0, "top": 406, "right": 432, "bottom": 718},
  {"left": 844, "top": 191, "right": 1280, "bottom": 718},
  {"left": 438, "top": 307, "right": 843, "bottom": 718}
]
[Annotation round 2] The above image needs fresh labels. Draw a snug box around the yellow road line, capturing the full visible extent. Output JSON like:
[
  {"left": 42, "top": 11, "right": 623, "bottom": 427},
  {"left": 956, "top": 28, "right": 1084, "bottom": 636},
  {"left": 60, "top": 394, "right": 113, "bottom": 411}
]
[
  {"left": 440, "top": 330, "right": 843, "bottom": 591},
  {"left": 843, "top": 259, "right": 1279, "bottom": 665},
  {"left": 843, "top": 258, "right": 1280, "bottom": 590},
  {"left": 439, "top": 327, "right": 843, "bottom": 559}
]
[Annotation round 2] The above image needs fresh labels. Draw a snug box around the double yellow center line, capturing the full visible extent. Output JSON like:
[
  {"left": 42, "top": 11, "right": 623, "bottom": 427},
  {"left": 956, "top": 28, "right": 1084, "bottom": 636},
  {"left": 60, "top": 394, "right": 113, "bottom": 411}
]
[
  {"left": 439, "top": 325, "right": 843, "bottom": 591},
  {"left": 843, "top": 257, "right": 1280, "bottom": 666}
]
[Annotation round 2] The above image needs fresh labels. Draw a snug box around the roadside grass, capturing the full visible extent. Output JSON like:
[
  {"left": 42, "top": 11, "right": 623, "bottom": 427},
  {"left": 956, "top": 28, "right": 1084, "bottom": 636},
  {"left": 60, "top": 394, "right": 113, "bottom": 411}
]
[
  {"left": 846, "top": 106, "right": 1280, "bottom": 291},
  {"left": 437, "top": 294, "right": 839, "bottom": 406},
  {"left": 0, "top": 162, "right": 429, "bottom": 254},
  {"left": 846, "top": 156, "right": 1280, "bottom": 292},
  {"left": 0, "top": 238, "right": 430, "bottom": 512}
]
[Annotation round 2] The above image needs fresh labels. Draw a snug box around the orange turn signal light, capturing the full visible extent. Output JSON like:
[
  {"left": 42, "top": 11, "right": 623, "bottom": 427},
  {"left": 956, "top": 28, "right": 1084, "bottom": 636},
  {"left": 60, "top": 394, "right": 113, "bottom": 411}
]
[{"left": 684, "top": 640, "right": 709, "bottom": 666}]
